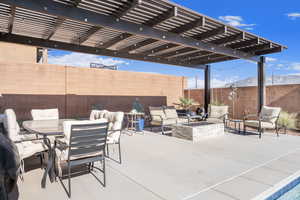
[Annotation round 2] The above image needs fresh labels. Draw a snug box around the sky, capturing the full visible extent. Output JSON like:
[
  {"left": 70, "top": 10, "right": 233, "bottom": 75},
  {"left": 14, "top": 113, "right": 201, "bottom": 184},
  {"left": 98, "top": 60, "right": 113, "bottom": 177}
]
[{"left": 48, "top": 0, "right": 300, "bottom": 88}]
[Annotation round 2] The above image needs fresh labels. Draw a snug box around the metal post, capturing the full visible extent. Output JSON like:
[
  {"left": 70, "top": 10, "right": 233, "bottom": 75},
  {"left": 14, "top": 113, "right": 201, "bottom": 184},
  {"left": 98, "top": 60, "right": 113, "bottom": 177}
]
[
  {"left": 257, "top": 56, "right": 266, "bottom": 113},
  {"left": 204, "top": 65, "right": 211, "bottom": 113}
]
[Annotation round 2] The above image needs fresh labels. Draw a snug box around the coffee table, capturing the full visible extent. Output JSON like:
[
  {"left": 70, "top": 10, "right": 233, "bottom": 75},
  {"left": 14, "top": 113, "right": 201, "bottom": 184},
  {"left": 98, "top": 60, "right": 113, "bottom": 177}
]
[{"left": 172, "top": 122, "right": 225, "bottom": 143}]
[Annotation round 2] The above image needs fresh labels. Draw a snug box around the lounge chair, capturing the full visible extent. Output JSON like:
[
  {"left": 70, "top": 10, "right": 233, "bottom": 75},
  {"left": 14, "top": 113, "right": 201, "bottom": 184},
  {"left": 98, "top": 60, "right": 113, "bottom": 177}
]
[
  {"left": 149, "top": 106, "right": 188, "bottom": 134},
  {"left": 244, "top": 106, "right": 281, "bottom": 138},
  {"left": 55, "top": 120, "right": 108, "bottom": 197},
  {"left": 206, "top": 105, "right": 229, "bottom": 127},
  {"left": 31, "top": 108, "right": 59, "bottom": 120},
  {"left": 3, "top": 109, "right": 46, "bottom": 177},
  {"left": 90, "top": 110, "right": 124, "bottom": 164}
]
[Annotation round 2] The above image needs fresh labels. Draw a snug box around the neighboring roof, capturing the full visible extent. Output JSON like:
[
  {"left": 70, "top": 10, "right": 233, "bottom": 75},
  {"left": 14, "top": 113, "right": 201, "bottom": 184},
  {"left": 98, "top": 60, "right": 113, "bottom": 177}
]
[{"left": 0, "top": 0, "right": 287, "bottom": 68}]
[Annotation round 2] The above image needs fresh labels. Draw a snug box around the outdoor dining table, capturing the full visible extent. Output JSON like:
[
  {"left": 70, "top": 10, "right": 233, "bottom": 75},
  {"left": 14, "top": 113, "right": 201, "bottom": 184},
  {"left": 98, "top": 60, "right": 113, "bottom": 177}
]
[{"left": 22, "top": 119, "right": 73, "bottom": 188}]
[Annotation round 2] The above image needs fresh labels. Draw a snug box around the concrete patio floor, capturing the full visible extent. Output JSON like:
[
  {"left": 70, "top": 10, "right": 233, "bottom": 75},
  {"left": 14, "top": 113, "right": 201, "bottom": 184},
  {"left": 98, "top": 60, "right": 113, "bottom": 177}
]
[{"left": 19, "top": 131, "right": 300, "bottom": 200}]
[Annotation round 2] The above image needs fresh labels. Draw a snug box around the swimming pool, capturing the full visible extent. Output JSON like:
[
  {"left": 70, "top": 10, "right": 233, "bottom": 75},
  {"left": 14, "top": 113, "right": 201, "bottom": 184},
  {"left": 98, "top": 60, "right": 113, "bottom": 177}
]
[{"left": 266, "top": 176, "right": 300, "bottom": 200}]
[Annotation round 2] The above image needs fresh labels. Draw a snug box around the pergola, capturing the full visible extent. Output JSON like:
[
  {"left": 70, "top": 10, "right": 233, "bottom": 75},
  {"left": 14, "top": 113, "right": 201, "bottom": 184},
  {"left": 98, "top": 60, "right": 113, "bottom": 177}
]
[{"left": 0, "top": 0, "right": 286, "bottom": 112}]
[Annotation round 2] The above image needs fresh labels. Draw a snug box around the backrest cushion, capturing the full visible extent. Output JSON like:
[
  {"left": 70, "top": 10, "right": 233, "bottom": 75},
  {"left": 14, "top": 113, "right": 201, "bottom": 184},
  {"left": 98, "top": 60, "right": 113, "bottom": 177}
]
[
  {"left": 31, "top": 108, "right": 59, "bottom": 120},
  {"left": 63, "top": 119, "right": 108, "bottom": 145},
  {"left": 149, "top": 107, "right": 166, "bottom": 121},
  {"left": 89, "top": 110, "right": 109, "bottom": 120},
  {"left": 4, "top": 109, "right": 21, "bottom": 141},
  {"left": 209, "top": 105, "right": 229, "bottom": 119},
  {"left": 260, "top": 106, "right": 281, "bottom": 123},
  {"left": 164, "top": 107, "right": 178, "bottom": 119}
]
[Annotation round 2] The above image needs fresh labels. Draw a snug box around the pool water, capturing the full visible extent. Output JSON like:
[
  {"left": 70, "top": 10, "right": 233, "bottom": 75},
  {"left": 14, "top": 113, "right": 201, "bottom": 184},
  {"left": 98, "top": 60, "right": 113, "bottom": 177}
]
[{"left": 277, "top": 183, "right": 300, "bottom": 200}]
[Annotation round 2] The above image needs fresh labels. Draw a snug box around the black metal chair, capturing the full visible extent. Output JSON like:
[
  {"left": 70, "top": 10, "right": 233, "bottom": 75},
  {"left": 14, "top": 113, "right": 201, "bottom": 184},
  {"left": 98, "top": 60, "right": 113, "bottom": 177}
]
[{"left": 55, "top": 121, "right": 109, "bottom": 198}]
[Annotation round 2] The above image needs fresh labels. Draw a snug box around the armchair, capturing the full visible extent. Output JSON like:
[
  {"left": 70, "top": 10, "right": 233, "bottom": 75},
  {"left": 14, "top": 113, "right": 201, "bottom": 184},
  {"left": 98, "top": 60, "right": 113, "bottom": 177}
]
[
  {"left": 206, "top": 105, "right": 229, "bottom": 127},
  {"left": 243, "top": 106, "right": 281, "bottom": 138}
]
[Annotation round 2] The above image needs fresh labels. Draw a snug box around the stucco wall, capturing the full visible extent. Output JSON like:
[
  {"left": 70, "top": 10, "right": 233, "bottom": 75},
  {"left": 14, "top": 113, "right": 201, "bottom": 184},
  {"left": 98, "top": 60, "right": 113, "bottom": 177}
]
[
  {"left": 0, "top": 62, "right": 186, "bottom": 120},
  {"left": 185, "top": 85, "right": 300, "bottom": 119},
  {"left": 0, "top": 42, "right": 36, "bottom": 63}
]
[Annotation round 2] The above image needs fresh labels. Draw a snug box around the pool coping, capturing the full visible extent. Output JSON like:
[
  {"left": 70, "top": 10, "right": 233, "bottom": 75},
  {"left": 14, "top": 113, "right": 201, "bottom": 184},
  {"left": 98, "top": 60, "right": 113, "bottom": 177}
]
[{"left": 252, "top": 170, "right": 300, "bottom": 200}]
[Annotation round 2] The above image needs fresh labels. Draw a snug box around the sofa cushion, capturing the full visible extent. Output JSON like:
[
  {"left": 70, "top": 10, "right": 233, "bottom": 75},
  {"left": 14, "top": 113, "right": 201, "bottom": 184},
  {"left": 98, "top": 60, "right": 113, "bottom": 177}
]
[
  {"left": 244, "top": 120, "right": 275, "bottom": 129},
  {"left": 164, "top": 107, "right": 178, "bottom": 119},
  {"left": 4, "top": 109, "right": 21, "bottom": 142},
  {"left": 150, "top": 108, "right": 167, "bottom": 121},
  {"left": 209, "top": 105, "right": 228, "bottom": 119},
  {"left": 260, "top": 106, "right": 281, "bottom": 124}
]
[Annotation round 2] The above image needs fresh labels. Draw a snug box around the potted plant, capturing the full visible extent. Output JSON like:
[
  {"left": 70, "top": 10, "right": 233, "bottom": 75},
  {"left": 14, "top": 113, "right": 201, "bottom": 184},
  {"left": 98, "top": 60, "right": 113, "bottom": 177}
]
[{"left": 278, "top": 111, "right": 297, "bottom": 134}]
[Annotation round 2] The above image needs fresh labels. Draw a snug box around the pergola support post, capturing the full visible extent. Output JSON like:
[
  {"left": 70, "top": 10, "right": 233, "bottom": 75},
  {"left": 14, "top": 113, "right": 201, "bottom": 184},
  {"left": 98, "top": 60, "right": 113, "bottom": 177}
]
[
  {"left": 204, "top": 65, "right": 211, "bottom": 113},
  {"left": 257, "top": 56, "right": 266, "bottom": 113}
]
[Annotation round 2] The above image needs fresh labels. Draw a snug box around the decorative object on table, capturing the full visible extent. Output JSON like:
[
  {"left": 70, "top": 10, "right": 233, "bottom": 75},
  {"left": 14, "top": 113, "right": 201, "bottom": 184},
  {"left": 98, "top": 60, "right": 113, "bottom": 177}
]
[
  {"left": 125, "top": 111, "right": 144, "bottom": 132},
  {"left": 132, "top": 98, "right": 144, "bottom": 113},
  {"left": 243, "top": 106, "right": 281, "bottom": 138},
  {"left": 228, "top": 84, "right": 238, "bottom": 119},
  {"left": 178, "top": 97, "right": 196, "bottom": 111}
]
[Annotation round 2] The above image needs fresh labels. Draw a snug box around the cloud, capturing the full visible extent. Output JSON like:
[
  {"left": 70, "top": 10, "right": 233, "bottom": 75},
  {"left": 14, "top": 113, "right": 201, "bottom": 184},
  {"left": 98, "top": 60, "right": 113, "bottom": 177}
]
[
  {"left": 48, "top": 52, "right": 128, "bottom": 67},
  {"left": 290, "top": 62, "right": 300, "bottom": 70},
  {"left": 218, "top": 16, "right": 256, "bottom": 29},
  {"left": 287, "top": 13, "right": 300, "bottom": 19},
  {"left": 266, "top": 57, "right": 277, "bottom": 63}
]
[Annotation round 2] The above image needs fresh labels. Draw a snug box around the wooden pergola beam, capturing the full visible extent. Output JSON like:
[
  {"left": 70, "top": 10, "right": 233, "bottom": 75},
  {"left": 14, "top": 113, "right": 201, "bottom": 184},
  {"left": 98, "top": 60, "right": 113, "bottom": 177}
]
[
  {"left": 118, "top": 38, "right": 158, "bottom": 53},
  {"left": 210, "top": 32, "right": 245, "bottom": 45},
  {"left": 144, "top": 6, "right": 178, "bottom": 27},
  {"left": 43, "top": 17, "right": 65, "bottom": 40}
]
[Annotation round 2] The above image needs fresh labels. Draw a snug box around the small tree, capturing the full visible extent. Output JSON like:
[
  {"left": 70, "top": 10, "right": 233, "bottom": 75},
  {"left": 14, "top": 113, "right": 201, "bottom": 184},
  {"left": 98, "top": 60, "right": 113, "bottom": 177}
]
[{"left": 178, "top": 97, "right": 196, "bottom": 110}]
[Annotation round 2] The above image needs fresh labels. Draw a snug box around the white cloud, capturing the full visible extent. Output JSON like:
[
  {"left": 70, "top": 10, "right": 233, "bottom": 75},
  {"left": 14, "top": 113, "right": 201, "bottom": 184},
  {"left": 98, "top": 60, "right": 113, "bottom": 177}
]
[
  {"left": 218, "top": 16, "right": 256, "bottom": 29},
  {"left": 290, "top": 62, "right": 300, "bottom": 70},
  {"left": 266, "top": 57, "right": 277, "bottom": 63},
  {"left": 287, "top": 13, "right": 300, "bottom": 19},
  {"left": 48, "top": 52, "right": 128, "bottom": 67}
]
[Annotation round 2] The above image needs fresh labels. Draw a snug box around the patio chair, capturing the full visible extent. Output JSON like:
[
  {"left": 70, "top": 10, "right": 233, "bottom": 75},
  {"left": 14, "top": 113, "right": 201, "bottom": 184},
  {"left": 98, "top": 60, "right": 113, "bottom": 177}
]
[
  {"left": 31, "top": 108, "right": 59, "bottom": 120},
  {"left": 149, "top": 106, "right": 188, "bottom": 135},
  {"left": 206, "top": 105, "right": 229, "bottom": 127},
  {"left": 244, "top": 106, "right": 281, "bottom": 138},
  {"left": 55, "top": 120, "right": 109, "bottom": 198},
  {"left": 3, "top": 109, "right": 47, "bottom": 177},
  {"left": 90, "top": 110, "right": 124, "bottom": 164}
]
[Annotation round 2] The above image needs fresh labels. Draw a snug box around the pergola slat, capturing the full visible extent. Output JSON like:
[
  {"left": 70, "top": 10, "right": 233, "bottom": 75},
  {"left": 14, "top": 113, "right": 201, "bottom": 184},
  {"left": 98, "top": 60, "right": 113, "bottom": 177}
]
[
  {"left": 210, "top": 32, "right": 245, "bottom": 45},
  {"left": 43, "top": 17, "right": 65, "bottom": 40},
  {"left": 96, "top": 32, "right": 133, "bottom": 48},
  {"left": 158, "top": 47, "right": 195, "bottom": 58},
  {"left": 0, "top": 0, "right": 262, "bottom": 62},
  {"left": 143, "top": 6, "right": 177, "bottom": 27},
  {"left": 170, "top": 17, "right": 205, "bottom": 34},
  {"left": 140, "top": 43, "right": 178, "bottom": 55},
  {"left": 227, "top": 38, "right": 259, "bottom": 49},
  {"left": 118, "top": 38, "right": 158, "bottom": 52},
  {"left": 240, "top": 43, "right": 272, "bottom": 53},
  {"left": 192, "top": 26, "right": 227, "bottom": 41},
  {"left": 71, "top": 26, "right": 102, "bottom": 44},
  {"left": 113, "top": 0, "right": 142, "bottom": 18}
]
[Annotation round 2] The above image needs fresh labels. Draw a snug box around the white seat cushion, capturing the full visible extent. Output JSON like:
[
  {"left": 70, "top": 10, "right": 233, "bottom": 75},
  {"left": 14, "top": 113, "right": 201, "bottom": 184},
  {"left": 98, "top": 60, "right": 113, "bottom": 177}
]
[
  {"left": 4, "top": 109, "right": 21, "bottom": 141},
  {"left": 164, "top": 107, "right": 178, "bottom": 119},
  {"left": 31, "top": 108, "right": 59, "bottom": 120},
  {"left": 151, "top": 118, "right": 177, "bottom": 126},
  {"left": 244, "top": 120, "right": 275, "bottom": 129},
  {"left": 16, "top": 141, "right": 46, "bottom": 159},
  {"left": 150, "top": 108, "right": 166, "bottom": 121}
]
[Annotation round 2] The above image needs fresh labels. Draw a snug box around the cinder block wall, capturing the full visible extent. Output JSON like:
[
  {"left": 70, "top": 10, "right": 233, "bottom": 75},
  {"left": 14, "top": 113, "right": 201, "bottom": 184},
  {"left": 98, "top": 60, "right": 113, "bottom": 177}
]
[
  {"left": 0, "top": 62, "right": 187, "bottom": 120},
  {"left": 0, "top": 42, "right": 37, "bottom": 63},
  {"left": 185, "top": 85, "right": 300, "bottom": 119}
]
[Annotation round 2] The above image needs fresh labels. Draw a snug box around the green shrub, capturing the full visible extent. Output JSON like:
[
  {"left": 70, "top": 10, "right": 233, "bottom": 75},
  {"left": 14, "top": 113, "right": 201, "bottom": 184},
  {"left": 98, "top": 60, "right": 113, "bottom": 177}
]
[
  {"left": 278, "top": 111, "right": 297, "bottom": 129},
  {"left": 179, "top": 97, "right": 196, "bottom": 110},
  {"left": 210, "top": 100, "right": 226, "bottom": 106}
]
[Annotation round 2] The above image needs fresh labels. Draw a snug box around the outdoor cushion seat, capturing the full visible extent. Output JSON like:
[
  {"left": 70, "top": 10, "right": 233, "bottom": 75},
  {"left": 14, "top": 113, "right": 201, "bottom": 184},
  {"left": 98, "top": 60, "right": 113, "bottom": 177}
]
[
  {"left": 206, "top": 118, "right": 224, "bottom": 124},
  {"left": 207, "top": 105, "right": 229, "bottom": 121},
  {"left": 55, "top": 119, "right": 108, "bottom": 162},
  {"left": 90, "top": 110, "right": 124, "bottom": 144},
  {"left": 244, "top": 120, "right": 275, "bottom": 129},
  {"left": 31, "top": 108, "right": 59, "bottom": 120},
  {"left": 16, "top": 141, "right": 46, "bottom": 160}
]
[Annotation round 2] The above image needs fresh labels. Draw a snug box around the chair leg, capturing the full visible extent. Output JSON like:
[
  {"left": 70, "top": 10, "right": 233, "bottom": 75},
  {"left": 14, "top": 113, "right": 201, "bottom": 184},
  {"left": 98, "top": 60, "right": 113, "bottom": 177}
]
[
  {"left": 161, "top": 125, "right": 164, "bottom": 135},
  {"left": 68, "top": 165, "right": 71, "bottom": 198},
  {"left": 259, "top": 128, "right": 262, "bottom": 139},
  {"left": 103, "top": 158, "right": 106, "bottom": 187},
  {"left": 118, "top": 142, "right": 122, "bottom": 164},
  {"left": 106, "top": 144, "right": 109, "bottom": 157},
  {"left": 276, "top": 127, "right": 279, "bottom": 137},
  {"left": 243, "top": 126, "right": 246, "bottom": 135}
]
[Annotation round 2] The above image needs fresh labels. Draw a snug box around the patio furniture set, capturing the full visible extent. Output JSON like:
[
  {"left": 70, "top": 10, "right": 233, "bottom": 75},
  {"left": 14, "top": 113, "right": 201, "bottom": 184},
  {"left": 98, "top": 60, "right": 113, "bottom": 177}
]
[
  {"left": 2, "top": 108, "right": 124, "bottom": 197},
  {"left": 0, "top": 104, "right": 282, "bottom": 197},
  {"left": 148, "top": 105, "right": 282, "bottom": 142}
]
